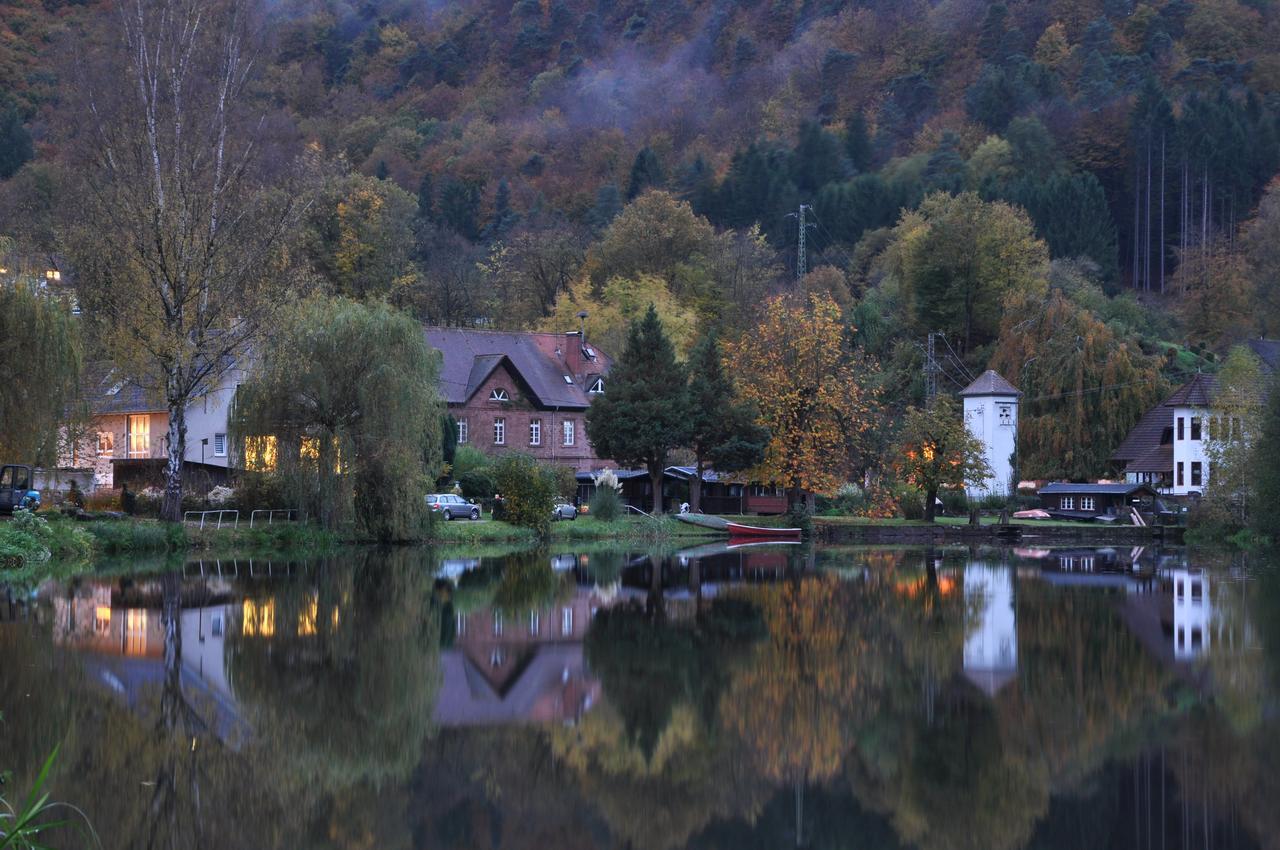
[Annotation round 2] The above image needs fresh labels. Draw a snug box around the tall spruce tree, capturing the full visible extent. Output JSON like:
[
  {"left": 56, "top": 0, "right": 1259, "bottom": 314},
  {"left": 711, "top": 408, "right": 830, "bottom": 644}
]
[
  {"left": 584, "top": 304, "right": 690, "bottom": 513},
  {"left": 844, "top": 112, "right": 873, "bottom": 174},
  {"left": 626, "top": 146, "right": 665, "bottom": 200},
  {"left": 685, "top": 329, "right": 769, "bottom": 513},
  {"left": 0, "top": 107, "right": 34, "bottom": 180}
]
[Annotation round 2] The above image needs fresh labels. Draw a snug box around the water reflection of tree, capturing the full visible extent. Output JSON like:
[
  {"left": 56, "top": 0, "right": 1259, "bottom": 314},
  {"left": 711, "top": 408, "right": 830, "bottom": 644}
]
[
  {"left": 546, "top": 588, "right": 770, "bottom": 849},
  {"left": 226, "top": 548, "right": 442, "bottom": 798}
]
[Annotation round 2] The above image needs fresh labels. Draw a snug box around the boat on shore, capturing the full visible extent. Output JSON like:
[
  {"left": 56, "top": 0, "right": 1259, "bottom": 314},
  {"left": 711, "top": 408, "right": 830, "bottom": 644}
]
[
  {"left": 676, "top": 513, "right": 803, "bottom": 540},
  {"left": 725, "top": 521, "right": 802, "bottom": 540}
]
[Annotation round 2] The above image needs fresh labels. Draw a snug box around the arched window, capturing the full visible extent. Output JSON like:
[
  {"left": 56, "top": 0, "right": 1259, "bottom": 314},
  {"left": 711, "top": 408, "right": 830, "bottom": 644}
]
[{"left": 490, "top": 388, "right": 509, "bottom": 402}]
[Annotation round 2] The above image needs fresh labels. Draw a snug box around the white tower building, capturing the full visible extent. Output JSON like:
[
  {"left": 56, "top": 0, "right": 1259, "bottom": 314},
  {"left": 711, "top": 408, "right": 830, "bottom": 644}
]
[{"left": 960, "top": 370, "right": 1021, "bottom": 499}]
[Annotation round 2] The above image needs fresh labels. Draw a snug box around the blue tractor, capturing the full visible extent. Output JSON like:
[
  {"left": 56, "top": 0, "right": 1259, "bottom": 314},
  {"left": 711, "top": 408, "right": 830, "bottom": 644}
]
[{"left": 0, "top": 464, "right": 41, "bottom": 513}]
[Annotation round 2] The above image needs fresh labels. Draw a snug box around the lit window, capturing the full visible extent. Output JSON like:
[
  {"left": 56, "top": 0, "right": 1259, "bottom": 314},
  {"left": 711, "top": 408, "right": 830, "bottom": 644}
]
[
  {"left": 490, "top": 388, "right": 509, "bottom": 402},
  {"left": 494, "top": 417, "right": 506, "bottom": 445},
  {"left": 241, "top": 598, "right": 275, "bottom": 637},
  {"left": 125, "top": 609, "right": 148, "bottom": 655},
  {"left": 530, "top": 419, "right": 542, "bottom": 446},
  {"left": 45, "top": 269, "right": 60, "bottom": 281},
  {"left": 589, "top": 378, "right": 604, "bottom": 394},
  {"left": 97, "top": 431, "right": 115, "bottom": 456},
  {"left": 213, "top": 433, "right": 227, "bottom": 457},
  {"left": 244, "top": 436, "right": 278, "bottom": 471},
  {"left": 457, "top": 419, "right": 468, "bottom": 444},
  {"left": 563, "top": 419, "right": 575, "bottom": 446},
  {"left": 95, "top": 606, "right": 111, "bottom": 635},
  {"left": 126, "top": 415, "right": 150, "bottom": 458}
]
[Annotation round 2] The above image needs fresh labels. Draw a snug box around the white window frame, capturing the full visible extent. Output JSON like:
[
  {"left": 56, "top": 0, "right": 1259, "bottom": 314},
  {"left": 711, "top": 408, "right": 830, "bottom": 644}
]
[
  {"left": 589, "top": 378, "right": 604, "bottom": 394},
  {"left": 490, "top": 388, "right": 509, "bottom": 402},
  {"left": 457, "top": 418, "right": 468, "bottom": 444},
  {"left": 97, "top": 431, "right": 115, "bottom": 456},
  {"left": 213, "top": 433, "right": 227, "bottom": 457},
  {"left": 494, "top": 417, "right": 506, "bottom": 446},
  {"left": 530, "top": 419, "right": 541, "bottom": 446},
  {"left": 1061, "top": 496, "right": 1075, "bottom": 510},
  {"left": 1081, "top": 496, "right": 1095, "bottom": 512},
  {"left": 998, "top": 405, "right": 1011, "bottom": 425},
  {"left": 563, "top": 419, "right": 575, "bottom": 446}
]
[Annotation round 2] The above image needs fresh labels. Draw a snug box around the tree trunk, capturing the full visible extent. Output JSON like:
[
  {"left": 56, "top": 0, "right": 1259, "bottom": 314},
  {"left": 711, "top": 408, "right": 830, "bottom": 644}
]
[
  {"left": 691, "top": 455, "right": 704, "bottom": 514},
  {"left": 924, "top": 486, "right": 937, "bottom": 522},
  {"left": 162, "top": 386, "right": 187, "bottom": 522},
  {"left": 649, "top": 462, "right": 664, "bottom": 515}
]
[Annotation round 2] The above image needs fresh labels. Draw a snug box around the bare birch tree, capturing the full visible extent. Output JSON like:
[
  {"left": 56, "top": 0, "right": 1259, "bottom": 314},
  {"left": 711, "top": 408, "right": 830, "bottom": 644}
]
[{"left": 66, "top": 0, "right": 299, "bottom": 519}]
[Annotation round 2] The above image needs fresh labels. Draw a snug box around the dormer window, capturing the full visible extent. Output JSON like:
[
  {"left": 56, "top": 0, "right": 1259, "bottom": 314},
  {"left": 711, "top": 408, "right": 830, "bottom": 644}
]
[
  {"left": 589, "top": 378, "right": 604, "bottom": 394},
  {"left": 563, "top": 375, "right": 573, "bottom": 384},
  {"left": 489, "top": 388, "right": 509, "bottom": 402}
]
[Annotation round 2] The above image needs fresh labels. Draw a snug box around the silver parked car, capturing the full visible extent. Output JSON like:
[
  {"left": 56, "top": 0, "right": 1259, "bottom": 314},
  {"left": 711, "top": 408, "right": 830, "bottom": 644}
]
[
  {"left": 551, "top": 500, "right": 578, "bottom": 521},
  {"left": 427, "top": 493, "right": 480, "bottom": 521}
]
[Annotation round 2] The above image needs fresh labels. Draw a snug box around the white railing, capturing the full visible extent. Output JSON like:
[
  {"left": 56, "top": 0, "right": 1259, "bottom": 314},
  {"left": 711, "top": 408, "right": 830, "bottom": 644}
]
[
  {"left": 250, "top": 509, "right": 297, "bottom": 528},
  {"left": 183, "top": 509, "right": 239, "bottom": 529},
  {"left": 625, "top": 505, "right": 657, "bottom": 519}
]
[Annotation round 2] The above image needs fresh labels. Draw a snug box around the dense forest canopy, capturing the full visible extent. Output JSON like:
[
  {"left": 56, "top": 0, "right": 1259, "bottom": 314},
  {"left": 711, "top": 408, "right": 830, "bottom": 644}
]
[{"left": 3, "top": 0, "right": 1280, "bottom": 486}]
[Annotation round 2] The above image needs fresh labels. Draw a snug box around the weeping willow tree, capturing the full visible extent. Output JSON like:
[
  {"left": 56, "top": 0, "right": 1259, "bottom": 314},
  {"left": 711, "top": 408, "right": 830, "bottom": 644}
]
[
  {"left": 0, "top": 283, "right": 83, "bottom": 464},
  {"left": 230, "top": 296, "right": 443, "bottom": 541},
  {"left": 991, "top": 289, "right": 1168, "bottom": 480}
]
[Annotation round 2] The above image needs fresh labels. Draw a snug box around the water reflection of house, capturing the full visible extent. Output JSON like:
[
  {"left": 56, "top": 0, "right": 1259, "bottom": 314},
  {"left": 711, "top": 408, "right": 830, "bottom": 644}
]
[
  {"left": 435, "top": 586, "right": 608, "bottom": 726},
  {"left": 51, "top": 581, "right": 242, "bottom": 740},
  {"left": 963, "top": 563, "right": 1018, "bottom": 696},
  {"left": 1170, "top": 568, "right": 1211, "bottom": 660}
]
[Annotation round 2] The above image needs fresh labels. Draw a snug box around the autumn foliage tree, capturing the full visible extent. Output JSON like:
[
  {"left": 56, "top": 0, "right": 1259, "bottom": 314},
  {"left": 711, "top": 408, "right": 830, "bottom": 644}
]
[
  {"left": 991, "top": 289, "right": 1167, "bottom": 480},
  {"left": 894, "top": 397, "right": 991, "bottom": 522},
  {"left": 726, "top": 292, "right": 880, "bottom": 506},
  {"left": 887, "top": 191, "right": 1049, "bottom": 357}
]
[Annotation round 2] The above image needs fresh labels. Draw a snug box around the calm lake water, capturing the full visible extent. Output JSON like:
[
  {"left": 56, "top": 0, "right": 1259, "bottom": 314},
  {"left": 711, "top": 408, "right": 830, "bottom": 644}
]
[{"left": 2, "top": 542, "right": 1278, "bottom": 849}]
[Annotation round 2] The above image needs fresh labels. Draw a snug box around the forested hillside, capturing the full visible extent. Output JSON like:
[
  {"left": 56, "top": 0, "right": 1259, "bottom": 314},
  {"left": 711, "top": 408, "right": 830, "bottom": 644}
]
[{"left": 3, "top": 0, "right": 1280, "bottom": 483}]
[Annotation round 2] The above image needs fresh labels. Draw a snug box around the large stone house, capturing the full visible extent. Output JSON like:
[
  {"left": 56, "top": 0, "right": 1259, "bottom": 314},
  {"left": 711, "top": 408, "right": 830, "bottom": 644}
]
[{"left": 425, "top": 327, "right": 612, "bottom": 473}]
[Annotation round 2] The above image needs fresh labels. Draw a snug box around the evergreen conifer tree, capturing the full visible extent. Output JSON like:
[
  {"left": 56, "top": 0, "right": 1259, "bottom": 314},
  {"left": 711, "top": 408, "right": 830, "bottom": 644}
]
[
  {"left": 584, "top": 305, "right": 691, "bottom": 513},
  {"left": 685, "top": 329, "right": 769, "bottom": 513},
  {"left": 0, "top": 107, "right": 33, "bottom": 180},
  {"left": 844, "top": 112, "right": 873, "bottom": 173},
  {"left": 626, "top": 146, "right": 665, "bottom": 200}
]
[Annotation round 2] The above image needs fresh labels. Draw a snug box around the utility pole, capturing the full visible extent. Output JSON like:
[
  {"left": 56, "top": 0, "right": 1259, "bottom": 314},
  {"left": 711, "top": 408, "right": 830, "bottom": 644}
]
[
  {"left": 788, "top": 204, "right": 813, "bottom": 280},
  {"left": 924, "top": 332, "right": 939, "bottom": 404}
]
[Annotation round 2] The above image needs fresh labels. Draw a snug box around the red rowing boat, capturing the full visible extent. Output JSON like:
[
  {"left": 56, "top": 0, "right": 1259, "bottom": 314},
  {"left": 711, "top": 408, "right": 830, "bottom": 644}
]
[{"left": 725, "top": 521, "right": 803, "bottom": 539}]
